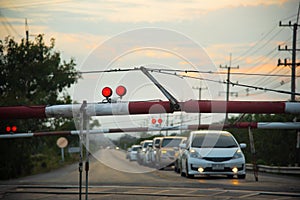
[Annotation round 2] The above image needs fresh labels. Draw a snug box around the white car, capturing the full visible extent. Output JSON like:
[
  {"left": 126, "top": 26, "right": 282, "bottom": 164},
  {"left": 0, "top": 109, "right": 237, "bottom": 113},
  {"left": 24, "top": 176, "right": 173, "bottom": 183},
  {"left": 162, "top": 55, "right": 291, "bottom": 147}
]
[
  {"left": 128, "top": 145, "right": 141, "bottom": 161},
  {"left": 180, "top": 130, "right": 246, "bottom": 179}
]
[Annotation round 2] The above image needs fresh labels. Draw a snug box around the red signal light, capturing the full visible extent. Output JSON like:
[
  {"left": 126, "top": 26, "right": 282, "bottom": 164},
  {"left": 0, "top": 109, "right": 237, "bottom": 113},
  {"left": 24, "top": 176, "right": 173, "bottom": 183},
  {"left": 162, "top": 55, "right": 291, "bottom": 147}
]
[
  {"left": 158, "top": 118, "right": 163, "bottom": 124},
  {"left": 11, "top": 126, "right": 17, "bottom": 132},
  {"left": 6, "top": 126, "right": 11, "bottom": 132},
  {"left": 5, "top": 125, "right": 17, "bottom": 132},
  {"left": 151, "top": 118, "right": 156, "bottom": 124},
  {"left": 102, "top": 87, "right": 113, "bottom": 98},
  {"left": 116, "top": 85, "right": 127, "bottom": 97}
]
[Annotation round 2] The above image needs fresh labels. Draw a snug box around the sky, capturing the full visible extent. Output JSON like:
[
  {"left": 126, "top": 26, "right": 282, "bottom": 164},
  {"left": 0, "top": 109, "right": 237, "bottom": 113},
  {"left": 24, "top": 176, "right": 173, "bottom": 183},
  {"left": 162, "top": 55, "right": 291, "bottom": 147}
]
[{"left": 0, "top": 0, "right": 299, "bottom": 131}]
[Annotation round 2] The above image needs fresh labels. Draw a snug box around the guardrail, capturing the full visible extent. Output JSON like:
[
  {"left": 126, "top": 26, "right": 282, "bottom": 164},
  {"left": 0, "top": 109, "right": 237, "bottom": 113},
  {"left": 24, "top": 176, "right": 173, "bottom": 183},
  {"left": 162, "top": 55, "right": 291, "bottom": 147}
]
[{"left": 246, "top": 163, "right": 300, "bottom": 175}]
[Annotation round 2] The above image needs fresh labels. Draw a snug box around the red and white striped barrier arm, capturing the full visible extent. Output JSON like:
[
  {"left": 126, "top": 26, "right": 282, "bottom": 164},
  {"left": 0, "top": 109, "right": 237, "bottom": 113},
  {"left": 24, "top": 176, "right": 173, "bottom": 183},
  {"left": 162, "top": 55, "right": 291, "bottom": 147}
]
[
  {"left": 1, "top": 122, "right": 300, "bottom": 139},
  {"left": 0, "top": 100, "right": 299, "bottom": 119}
]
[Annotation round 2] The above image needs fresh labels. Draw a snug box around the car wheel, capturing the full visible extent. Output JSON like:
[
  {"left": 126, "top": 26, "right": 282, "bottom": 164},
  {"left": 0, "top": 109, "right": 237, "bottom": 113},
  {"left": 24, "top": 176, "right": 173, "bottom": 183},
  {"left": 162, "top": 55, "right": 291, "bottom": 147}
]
[
  {"left": 159, "top": 164, "right": 165, "bottom": 170},
  {"left": 185, "top": 160, "right": 194, "bottom": 178},
  {"left": 174, "top": 160, "right": 179, "bottom": 173},
  {"left": 238, "top": 174, "right": 246, "bottom": 179}
]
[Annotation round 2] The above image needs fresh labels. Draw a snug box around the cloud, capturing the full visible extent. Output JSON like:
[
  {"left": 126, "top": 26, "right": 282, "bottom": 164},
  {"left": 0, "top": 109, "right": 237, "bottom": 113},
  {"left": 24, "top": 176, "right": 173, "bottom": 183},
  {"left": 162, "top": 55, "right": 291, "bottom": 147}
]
[{"left": 0, "top": 0, "right": 291, "bottom": 23}]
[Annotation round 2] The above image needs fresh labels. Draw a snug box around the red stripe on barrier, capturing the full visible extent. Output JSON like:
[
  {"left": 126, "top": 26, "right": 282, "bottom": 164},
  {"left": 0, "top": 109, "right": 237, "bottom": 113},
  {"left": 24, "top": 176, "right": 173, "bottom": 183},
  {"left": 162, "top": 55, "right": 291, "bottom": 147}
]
[
  {"left": 182, "top": 100, "right": 286, "bottom": 114},
  {"left": 0, "top": 106, "right": 46, "bottom": 120}
]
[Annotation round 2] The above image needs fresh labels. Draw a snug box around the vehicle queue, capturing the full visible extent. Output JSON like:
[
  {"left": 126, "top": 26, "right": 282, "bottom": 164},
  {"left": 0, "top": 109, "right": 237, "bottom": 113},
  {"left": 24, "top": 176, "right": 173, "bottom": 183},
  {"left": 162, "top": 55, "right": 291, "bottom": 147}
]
[{"left": 126, "top": 130, "right": 247, "bottom": 179}]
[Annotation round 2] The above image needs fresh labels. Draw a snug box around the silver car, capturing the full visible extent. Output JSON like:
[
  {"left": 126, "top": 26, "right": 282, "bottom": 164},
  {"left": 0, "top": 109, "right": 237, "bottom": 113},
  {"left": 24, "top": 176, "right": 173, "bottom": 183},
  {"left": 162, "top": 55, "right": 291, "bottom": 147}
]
[
  {"left": 128, "top": 145, "right": 142, "bottom": 161},
  {"left": 180, "top": 130, "right": 246, "bottom": 179}
]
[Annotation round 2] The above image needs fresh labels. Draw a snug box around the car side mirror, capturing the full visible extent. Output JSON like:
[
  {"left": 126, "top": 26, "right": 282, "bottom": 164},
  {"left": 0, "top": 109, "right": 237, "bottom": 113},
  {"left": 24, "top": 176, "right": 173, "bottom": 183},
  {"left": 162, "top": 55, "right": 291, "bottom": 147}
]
[
  {"left": 240, "top": 143, "right": 247, "bottom": 149},
  {"left": 155, "top": 143, "right": 160, "bottom": 148}
]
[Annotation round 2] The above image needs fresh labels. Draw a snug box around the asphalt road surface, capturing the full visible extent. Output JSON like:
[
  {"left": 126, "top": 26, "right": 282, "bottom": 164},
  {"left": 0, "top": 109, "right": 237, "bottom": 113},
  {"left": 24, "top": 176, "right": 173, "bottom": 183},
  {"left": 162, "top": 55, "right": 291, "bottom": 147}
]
[{"left": 0, "top": 149, "right": 299, "bottom": 199}]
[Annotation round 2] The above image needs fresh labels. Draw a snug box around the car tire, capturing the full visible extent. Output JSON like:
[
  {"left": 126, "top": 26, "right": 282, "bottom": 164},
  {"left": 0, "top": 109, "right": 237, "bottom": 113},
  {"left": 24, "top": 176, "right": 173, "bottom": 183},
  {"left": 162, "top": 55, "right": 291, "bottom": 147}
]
[
  {"left": 174, "top": 160, "right": 179, "bottom": 173},
  {"left": 238, "top": 174, "right": 246, "bottom": 179},
  {"left": 185, "top": 160, "right": 194, "bottom": 178}
]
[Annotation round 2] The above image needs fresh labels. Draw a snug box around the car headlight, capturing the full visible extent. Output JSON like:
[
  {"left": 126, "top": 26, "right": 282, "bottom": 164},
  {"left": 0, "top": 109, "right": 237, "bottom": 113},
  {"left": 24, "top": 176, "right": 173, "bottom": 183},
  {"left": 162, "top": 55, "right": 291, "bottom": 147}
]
[
  {"left": 190, "top": 149, "right": 202, "bottom": 159},
  {"left": 233, "top": 149, "right": 243, "bottom": 159}
]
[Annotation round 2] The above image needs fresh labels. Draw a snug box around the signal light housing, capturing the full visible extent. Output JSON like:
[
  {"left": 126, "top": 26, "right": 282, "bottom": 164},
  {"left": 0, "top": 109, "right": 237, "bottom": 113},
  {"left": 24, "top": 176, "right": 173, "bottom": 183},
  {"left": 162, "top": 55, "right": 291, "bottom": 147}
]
[
  {"left": 116, "top": 85, "right": 127, "bottom": 98},
  {"left": 157, "top": 118, "right": 163, "bottom": 124},
  {"left": 101, "top": 86, "right": 127, "bottom": 103},
  {"left": 6, "top": 126, "right": 11, "bottom": 132},
  {"left": 6, "top": 125, "right": 17, "bottom": 133},
  {"left": 11, "top": 125, "right": 17, "bottom": 132},
  {"left": 102, "top": 87, "right": 113, "bottom": 103},
  {"left": 102, "top": 87, "right": 113, "bottom": 98},
  {"left": 151, "top": 118, "right": 156, "bottom": 124}
]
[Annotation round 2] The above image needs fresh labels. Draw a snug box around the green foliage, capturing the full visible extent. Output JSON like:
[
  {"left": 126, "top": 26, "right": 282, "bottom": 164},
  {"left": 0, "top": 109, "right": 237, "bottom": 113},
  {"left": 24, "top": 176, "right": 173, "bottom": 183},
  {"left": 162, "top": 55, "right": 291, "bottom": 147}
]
[
  {"left": 227, "top": 114, "right": 299, "bottom": 166},
  {"left": 0, "top": 35, "right": 81, "bottom": 179},
  {"left": 0, "top": 35, "right": 80, "bottom": 105}
]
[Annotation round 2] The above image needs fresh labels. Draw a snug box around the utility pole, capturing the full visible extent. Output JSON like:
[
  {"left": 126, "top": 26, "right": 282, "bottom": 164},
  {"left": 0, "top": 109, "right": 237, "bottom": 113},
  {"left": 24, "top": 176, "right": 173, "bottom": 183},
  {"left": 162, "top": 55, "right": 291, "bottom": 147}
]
[
  {"left": 278, "top": 21, "right": 300, "bottom": 102},
  {"left": 25, "top": 18, "right": 29, "bottom": 45},
  {"left": 192, "top": 81, "right": 207, "bottom": 126},
  {"left": 220, "top": 53, "right": 239, "bottom": 122}
]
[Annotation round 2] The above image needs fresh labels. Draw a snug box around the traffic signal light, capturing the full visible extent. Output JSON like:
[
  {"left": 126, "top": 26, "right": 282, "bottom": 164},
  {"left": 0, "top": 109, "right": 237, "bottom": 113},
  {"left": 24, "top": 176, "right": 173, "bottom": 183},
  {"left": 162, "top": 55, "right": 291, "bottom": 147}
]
[
  {"left": 102, "top": 87, "right": 113, "bottom": 98},
  {"left": 5, "top": 125, "right": 17, "bottom": 133},
  {"left": 101, "top": 86, "right": 127, "bottom": 102},
  {"left": 116, "top": 85, "right": 127, "bottom": 98},
  {"left": 102, "top": 87, "right": 113, "bottom": 103}
]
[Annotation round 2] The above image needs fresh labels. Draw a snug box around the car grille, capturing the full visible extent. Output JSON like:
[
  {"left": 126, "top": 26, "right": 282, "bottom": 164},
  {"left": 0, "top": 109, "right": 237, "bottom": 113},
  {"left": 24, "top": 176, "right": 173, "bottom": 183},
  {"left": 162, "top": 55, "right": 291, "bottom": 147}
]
[{"left": 203, "top": 157, "right": 232, "bottom": 162}]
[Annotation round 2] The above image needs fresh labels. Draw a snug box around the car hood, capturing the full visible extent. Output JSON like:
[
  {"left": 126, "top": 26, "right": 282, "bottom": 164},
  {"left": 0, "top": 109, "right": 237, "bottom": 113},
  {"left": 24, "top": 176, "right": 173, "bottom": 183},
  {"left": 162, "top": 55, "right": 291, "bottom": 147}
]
[{"left": 193, "top": 147, "right": 239, "bottom": 157}]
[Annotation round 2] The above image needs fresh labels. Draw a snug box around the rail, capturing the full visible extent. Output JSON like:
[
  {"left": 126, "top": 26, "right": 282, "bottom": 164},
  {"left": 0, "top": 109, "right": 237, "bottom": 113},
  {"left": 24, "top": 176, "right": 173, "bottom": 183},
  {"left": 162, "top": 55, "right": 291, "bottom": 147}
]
[{"left": 246, "top": 163, "right": 300, "bottom": 175}]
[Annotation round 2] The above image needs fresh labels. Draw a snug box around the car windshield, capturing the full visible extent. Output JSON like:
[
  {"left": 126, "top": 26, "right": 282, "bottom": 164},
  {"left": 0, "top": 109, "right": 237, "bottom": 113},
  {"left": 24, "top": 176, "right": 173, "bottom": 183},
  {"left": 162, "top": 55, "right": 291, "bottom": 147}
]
[
  {"left": 191, "top": 133, "right": 238, "bottom": 148},
  {"left": 161, "top": 138, "right": 182, "bottom": 147},
  {"left": 154, "top": 139, "right": 160, "bottom": 145},
  {"left": 132, "top": 147, "right": 140, "bottom": 151},
  {"left": 143, "top": 142, "right": 152, "bottom": 148}
]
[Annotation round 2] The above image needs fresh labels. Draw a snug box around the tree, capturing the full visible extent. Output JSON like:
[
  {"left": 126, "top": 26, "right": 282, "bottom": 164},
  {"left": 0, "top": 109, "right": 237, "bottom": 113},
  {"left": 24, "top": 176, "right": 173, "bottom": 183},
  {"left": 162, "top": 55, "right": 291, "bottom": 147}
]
[
  {"left": 0, "top": 34, "right": 80, "bottom": 106},
  {"left": 227, "top": 114, "right": 299, "bottom": 166},
  {"left": 0, "top": 35, "right": 81, "bottom": 179}
]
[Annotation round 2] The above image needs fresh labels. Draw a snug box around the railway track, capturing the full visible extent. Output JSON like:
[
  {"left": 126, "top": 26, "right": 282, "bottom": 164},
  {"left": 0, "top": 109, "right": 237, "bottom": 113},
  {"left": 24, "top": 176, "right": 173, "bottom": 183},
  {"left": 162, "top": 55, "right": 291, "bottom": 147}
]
[{"left": 1, "top": 184, "right": 300, "bottom": 200}]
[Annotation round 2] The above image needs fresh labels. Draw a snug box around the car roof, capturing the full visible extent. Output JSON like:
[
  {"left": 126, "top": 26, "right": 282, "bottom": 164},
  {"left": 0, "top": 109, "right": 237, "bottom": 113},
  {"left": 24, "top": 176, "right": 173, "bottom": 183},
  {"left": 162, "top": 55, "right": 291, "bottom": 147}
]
[
  {"left": 140, "top": 140, "right": 153, "bottom": 143},
  {"left": 162, "top": 136, "right": 187, "bottom": 139},
  {"left": 191, "top": 130, "right": 231, "bottom": 135}
]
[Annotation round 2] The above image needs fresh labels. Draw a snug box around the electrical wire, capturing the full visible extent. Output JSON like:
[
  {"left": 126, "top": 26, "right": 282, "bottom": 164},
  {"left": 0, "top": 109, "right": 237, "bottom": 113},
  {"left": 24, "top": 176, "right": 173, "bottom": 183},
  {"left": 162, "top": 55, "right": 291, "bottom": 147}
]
[
  {"left": 0, "top": 11, "right": 22, "bottom": 38},
  {"left": 150, "top": 69, "right": 300, "bottom": 96}
]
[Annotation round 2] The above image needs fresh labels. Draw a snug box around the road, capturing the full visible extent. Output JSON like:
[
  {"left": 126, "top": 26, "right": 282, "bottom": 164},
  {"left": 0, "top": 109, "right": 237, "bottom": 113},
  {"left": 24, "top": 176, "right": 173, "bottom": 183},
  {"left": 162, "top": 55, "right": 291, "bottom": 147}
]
[{"left": 0, "top": 149, "right": 299, "bottom": 199}]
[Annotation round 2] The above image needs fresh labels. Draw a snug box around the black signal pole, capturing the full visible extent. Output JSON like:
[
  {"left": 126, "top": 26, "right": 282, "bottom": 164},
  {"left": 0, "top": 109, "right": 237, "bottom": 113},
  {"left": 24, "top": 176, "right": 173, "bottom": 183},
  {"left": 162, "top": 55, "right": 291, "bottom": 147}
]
[{"left": 278, "top": 21, "right": 300, "bottom": 102}]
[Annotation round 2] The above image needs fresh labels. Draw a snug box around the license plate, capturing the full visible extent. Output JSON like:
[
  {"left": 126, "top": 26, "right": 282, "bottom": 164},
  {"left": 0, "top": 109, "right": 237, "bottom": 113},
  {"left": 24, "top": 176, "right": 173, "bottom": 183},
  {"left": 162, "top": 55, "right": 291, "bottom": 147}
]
[{"left": 212, "top": 164, "right": 224, "bottom": 170}]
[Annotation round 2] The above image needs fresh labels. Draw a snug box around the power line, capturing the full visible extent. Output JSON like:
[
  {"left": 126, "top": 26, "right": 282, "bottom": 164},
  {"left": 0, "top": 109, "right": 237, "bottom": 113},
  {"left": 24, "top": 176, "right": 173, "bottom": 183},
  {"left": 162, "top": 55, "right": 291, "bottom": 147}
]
[
  {"left": 0, "top": 0, "right": 71, "bottom": 9},
  {"left": 151, "top": 69, "right": 300, "bottom": 96},
  {"left": 79, "top": 67, "right": 300, "bottom": 77},
  {"left": 232, "top": 27, "right": 281, "bottom": 65},
  {"left": 0, "top": 11, "right": 22, "bottom": 38},
  {"left": 232, "top": 13, "right": 297, "bottom": 66},
  {"left": 78, "top": 66, "right": 300, "bottom": 96}
]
